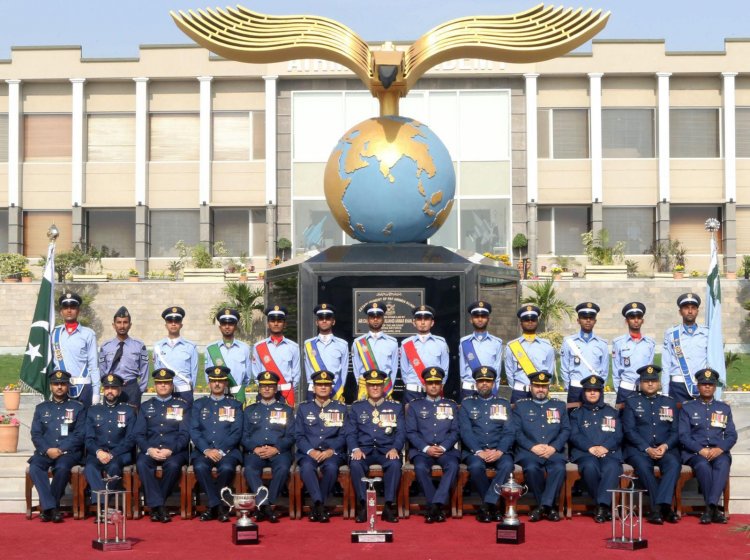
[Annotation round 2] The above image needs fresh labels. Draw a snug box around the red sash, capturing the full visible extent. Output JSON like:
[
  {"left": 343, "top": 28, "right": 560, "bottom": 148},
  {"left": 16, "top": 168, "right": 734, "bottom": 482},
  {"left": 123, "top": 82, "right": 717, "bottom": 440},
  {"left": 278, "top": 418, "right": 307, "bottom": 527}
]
[
  {"left": 402, "top": 340, "right": 427, "bottom": 386},
  {"left": 256, "top": 341, "right": 295, "bottom": 406}
]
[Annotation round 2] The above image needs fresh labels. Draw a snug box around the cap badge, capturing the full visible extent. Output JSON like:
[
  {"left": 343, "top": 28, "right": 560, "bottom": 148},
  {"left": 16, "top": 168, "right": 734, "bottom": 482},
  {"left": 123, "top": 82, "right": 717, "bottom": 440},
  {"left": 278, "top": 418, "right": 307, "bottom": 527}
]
[
  {"left": 55, "top": 372, "right": 63, "bottom": 379},
  {"left": 526, "top": 306, "right": 532, "bottom": 312},
  {"left": 215, "top": 368, "right": 221, "bottom": 374},
  {"left": 430, "top": 368, "right": 436, "bottom": 375},
  {"left": 478, "top": 302, "right": 484, "bottom": 307},
  {"left": 704, "top": 371, "right": 711, "bottom": 379},
  {"left": 274, "top": 305, "right": 279, "bottom": 311},
  {"left": 480, "top": 367, "right": 487, "bottom": 374},
  {"left": 589, "top": 376, "right": 596, "bottom": 384},
  {"left": 371, "top": 371, "right": 377, "bottom": 378},
  {"left": 225, "top": 308, "right": 230, "bottom": 315},
  {"left": 647, "top": 366, "right": 653, "bottom": 374},
  {"left": 539, "top": 373, "right": 546, "bottom": 381},
  {"left": 107, "top": 375, "right": 114, "bottom": 382},
  {"left": 321, "top": 372, "right": 328, "bottom": 379},
  {"left": 171, "top": 307, "right": 177, "bottom": 313},
  {"left": 632, "top": 303, "right": 638, "bottom": 308},
  {"left": 586, "top": 302, "right": 592, "bottom": 308}
]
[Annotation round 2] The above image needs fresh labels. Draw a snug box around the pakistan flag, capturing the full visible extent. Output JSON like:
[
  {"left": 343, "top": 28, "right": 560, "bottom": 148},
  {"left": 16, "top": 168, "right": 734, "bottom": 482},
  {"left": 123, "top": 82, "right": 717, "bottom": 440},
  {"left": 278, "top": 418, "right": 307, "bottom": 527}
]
[{"left": 19, "top": 242, "right": 56, "bottom": 399}]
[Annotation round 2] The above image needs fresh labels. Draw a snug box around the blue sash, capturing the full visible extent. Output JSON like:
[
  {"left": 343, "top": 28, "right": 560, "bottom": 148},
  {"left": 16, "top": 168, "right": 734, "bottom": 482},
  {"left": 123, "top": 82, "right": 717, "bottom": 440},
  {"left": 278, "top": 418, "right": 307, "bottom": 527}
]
[
  {"left": 671, "top": 328, "right": 697, "bottom": 397},
  {"left": 52, "top": 326, "right": 88, "bottom": 398},
  {"left": 460, "top": 338, "right": 483, "bottom": 372}
]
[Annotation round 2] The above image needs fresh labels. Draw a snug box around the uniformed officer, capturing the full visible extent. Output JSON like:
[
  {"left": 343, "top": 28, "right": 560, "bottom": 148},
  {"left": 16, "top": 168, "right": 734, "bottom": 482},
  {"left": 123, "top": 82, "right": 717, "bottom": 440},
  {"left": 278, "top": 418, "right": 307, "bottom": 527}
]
[
  {"left": 346, "top": 369, "right": 405, "bottom": 523},
  {"left": 678, "top": 368, "right": 737, "bottom": 524},
  {"left": 400, "top": 305, "right": 449, "bottom": 403},
  {"left": 513, "top": 371, "right": 570, "bottom": 522},
  {"left": 458, "top": 301, "right": 503, "bottom": 401},
  {"left": 569, "top": 375, "right": 623, "bottom": 523},
  {"left": 622, "top": 365, "right": 681, "bottom": 524},
  {"left": 505, "top": 305, "right": 556, "bottom": 403},
  {"left": 28, "top": 370, "right": 86, "bottom": 522},
  {"left": 133, "top": 368, "right": 190, "bottom": 523},
  {"left": 98, "top": 306, "right": 149, "bottom": 409},
  {"left": 560, "top": 302, "right": 609, "bottom": 405},
  {"left": 52, "top": 292, "right": 100, "bottom": 408},
  {"left": 352, "top": 302, "right": 399, "bottom": 400},
  {"left": 152, "top": 306, "right": 198, "bottom": 406},
  {"left": 303, "top": 304, "right": 350, "bottom": 402},
  {"left": 406, "top": 367, "right": 460, "bottom": 523},
  {"left": 242, "top": 371, "right": 294, "bottom": 523},
  {"left": 84, "top": 373, "right": 137, "bottom": 510},
  {"left": 612, "top": 302, "right": 656, "bottom": 404},
  {"left": 205, "top": 308, "right": 252, "bottom": 404},
  {"left": 662, "top": 293, "right": 709, "bottom": 402},
  {"left": 191, "top": 366, "right": 243, "bottom": 522},
  {"left": 458, "top": 366, "right": 515, "bottom": 523},
  {"left": 294, "top": 370, "right": 348, "bottom": 523},
  {"left": 251, "top": 305, "right": 300, "bottom": 406}
]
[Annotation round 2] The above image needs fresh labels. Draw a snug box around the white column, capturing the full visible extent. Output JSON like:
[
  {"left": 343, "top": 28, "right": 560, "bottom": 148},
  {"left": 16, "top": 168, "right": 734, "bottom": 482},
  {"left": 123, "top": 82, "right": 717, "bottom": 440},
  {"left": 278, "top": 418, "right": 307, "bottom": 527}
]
[
  {"left": 723, "top": 72, "right": 738, "bottom": 203},
  {"left": 657, "top": 72, "right": 671, "bottom": 202},
  {"left": 198, "top": 76, "right": 213, "bottom": 205},
  {"left": 524, "top": 73, "right": 539, "bottom": 203},
  {"left": 263, "top": 75, "right": 278, "bottom": 205},
  {"left": 589, "top": 73, "right": 603, "bottom": 202},
  {"left": 70, "top": 78, "right": 86, "bottom": 206},
  {"left": 133, "top": 78, "right": 149, "bottom": 205},
  {"left": 6, "top": 80, "right": 20, "bottom": 207}
]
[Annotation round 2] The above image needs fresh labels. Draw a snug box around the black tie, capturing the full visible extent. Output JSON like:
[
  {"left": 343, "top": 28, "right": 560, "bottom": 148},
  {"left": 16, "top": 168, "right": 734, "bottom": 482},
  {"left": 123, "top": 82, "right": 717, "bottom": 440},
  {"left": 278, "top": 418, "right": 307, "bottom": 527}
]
[{"left": 110, "top": 341, "right": 125, "bottom": 373}]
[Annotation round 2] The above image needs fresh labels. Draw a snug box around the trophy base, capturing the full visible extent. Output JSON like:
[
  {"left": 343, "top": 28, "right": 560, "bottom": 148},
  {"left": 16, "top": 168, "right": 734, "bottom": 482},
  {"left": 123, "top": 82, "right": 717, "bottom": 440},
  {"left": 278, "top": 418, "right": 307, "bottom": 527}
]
[
  {"left": 496, "top": 522, "right": 525, "bottom": 544},
  {"left": 232, "top": 522, "right": 260, "bottom": 545},
  {"left": 606, "top": 538, "right": 648, "bottom": 550},
  {"left": 92, "top": 539, "right": 133, "bottom": 551},
  {"left": 351, "top": 530, "right": 394, "bottom": 543}
]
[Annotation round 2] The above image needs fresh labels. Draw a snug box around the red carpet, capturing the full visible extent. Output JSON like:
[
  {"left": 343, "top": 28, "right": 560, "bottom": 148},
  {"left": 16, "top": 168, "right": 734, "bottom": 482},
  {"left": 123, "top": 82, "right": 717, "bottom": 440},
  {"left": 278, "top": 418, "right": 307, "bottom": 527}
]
[{"left": 1, "top": 513, "right": 747, "bottom": 559}]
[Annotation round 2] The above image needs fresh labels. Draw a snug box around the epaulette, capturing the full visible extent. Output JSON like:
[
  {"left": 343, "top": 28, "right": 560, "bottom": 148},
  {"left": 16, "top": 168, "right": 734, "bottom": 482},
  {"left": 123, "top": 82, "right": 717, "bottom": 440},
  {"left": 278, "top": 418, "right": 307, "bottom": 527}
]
[{"left": 172, "top": 397, "right": 188, "bottom": 405}]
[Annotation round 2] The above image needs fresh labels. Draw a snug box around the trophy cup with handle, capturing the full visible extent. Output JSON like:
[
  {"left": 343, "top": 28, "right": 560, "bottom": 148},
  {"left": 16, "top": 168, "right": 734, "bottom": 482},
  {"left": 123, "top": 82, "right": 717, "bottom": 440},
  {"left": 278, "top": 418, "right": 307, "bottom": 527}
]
[
  {"left": 221, "top": 485, "right": 269, "bottom": 545},
  {"left": 351, "top": 477, "right": 394, "bottom": 543},
  {"left": 493, "top": 473, "right": 528, "bottom": 544}
]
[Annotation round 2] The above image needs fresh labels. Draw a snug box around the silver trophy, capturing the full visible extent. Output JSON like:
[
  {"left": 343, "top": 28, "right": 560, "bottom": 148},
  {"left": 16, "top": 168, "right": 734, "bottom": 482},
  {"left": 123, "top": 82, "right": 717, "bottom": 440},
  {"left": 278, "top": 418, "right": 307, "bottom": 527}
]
[
  {"left": 221, "top": 486, "right": 269, "bottom": 545},
  {"left": 606, "top": 474, "right": 648, "bottom": 550},
  {"left": 351, "top": 477, "right": 393, "bottom": 543},
  {"left": 92, "top": 476, "right": 132, "bottom": 551},
  {"left": 493, "top": 473, "right": 528, "bottom": 544}
]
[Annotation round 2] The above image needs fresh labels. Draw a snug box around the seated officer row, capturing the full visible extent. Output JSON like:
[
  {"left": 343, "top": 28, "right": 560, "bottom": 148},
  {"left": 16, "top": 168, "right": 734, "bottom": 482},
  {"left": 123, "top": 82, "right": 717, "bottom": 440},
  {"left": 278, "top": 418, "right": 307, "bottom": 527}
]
[{"left": 29, "top": 361, "right": 735, "bottom": 527}]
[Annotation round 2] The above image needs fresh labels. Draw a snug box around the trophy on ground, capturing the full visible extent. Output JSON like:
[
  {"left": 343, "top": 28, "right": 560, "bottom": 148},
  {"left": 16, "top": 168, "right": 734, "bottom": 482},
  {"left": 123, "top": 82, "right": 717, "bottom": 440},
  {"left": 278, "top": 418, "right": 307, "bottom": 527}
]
[
  {"left": 493, "top": 473, "right": 528, "bottom": 544},
  {"left": 221, "top": 485, "right": 269, "bottom": 545},
  {"left": 606, "top": 474, "right": 648, "bottom": 550},
  {"left": 92, "top": 475, "right": 132, "bottom": 551},
  {"left": 351, "top": 477, "right": 394, "bottom": 543}
]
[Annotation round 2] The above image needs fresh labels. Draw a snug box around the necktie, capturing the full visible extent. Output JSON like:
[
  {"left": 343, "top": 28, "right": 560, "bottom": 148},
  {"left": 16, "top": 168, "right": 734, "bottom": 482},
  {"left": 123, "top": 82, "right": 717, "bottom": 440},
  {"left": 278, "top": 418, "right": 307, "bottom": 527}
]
[{"left": 110, "top": 341, "right": 125, "bottom": 373}]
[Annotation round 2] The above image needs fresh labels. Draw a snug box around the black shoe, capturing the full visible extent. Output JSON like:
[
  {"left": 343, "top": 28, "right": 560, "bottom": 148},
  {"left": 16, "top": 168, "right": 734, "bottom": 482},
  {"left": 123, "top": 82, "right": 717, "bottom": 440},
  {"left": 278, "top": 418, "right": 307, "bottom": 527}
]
[
  {"left": 528, "top": 507, "right": 543, "bottom": 522},
  {"left": 661, "top": 504, "right": 679, "bottom": 524},
  {"left": 160, "top": 507, "right": 172, "bottom": 523},
  {"left": 260, "top": 504, "right": 279, "bottom": 523},
  {"left": 488, "top": 503, "right": 503, "bottom": 522},
  {"left": 434, "top": 503, "right": 446, "bottom": 523},
  {"left": 317, "top": 502, "right": 330, "bottom": 523},
  {"left": 218, "top": 505, "right": 231, "bottom": 523},
  {"left": 355, "top": 501, "right": 367, "bottom": 523},
  {"left": 381, "top": 502, "right": 399, "bottom": 523},
  {"left": 476, "top": 505, "right": 492, "bottom": 523},
  {"left": 308, "top": 501, "right": 321, "bottom": 522},
  {"left": 711, "top": 506, "right": 727, "bottom": 524},
  {"left": 593, "top": 505, "right": 607, "bottom": 524},
  {"left": 647, "top": 510, "right": 664, "bottom": 525},
  {"left": 200, "top": 505, "right": 218, "bottom": 521},
  {"left": 150, "top": 507, "right": 162, "bottom": 522},
  {"left": 424, "top": 504, "right": 435, "bottom": 524},
  {"left": 700, "top": 507, "right": 713, "bottom": 525},
  {"left": 40, "top": 508, "right": 54, "bottom": 523},
  {"left": 52, "top": 508, "right": 64, "bottom": 523},
  {"left": 546, "top": 506, "right": 561, "bottom": 522}
]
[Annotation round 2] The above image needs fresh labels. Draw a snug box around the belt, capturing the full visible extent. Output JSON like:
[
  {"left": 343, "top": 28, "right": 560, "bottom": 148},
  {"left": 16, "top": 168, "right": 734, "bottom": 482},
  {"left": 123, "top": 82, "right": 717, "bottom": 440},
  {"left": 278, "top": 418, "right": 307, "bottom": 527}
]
[
  {"left": 620, "top": 380, "right": 636, "bottom": 391},
  {"left": 570, "top": 379, "right": 582, "bottom": 388},
  {"left": 69, "top": 376, "right": 91, "bottom": 385},
  {"left": 279, "top": 383, "right": 292, "bottom": 391},
  {"left": 173, "top": 382, "right": 192, "bottom": 392},
  {"left": 405, "top": 383, "right": 425, "bottom": 392},
  {"left": 513, "top": 382, "right": 528, "bottom": 392},
  {"left": 671, "top": 376, "right": 686, "bottom": 383},
  {"left": 461, "top": 381, "right": 476, "bottom": 391}
]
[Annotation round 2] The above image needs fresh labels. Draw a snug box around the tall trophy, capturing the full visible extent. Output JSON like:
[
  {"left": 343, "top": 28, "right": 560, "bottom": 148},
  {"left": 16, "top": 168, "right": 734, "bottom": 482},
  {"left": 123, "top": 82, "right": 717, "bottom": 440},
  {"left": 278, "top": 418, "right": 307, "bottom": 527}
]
[
  {"left": 221, "top": 485, "right": 269, "bottom": 545},
  {"left": 493, "top": 473, "right": 528, "bottom": 544},
  {"left": 92, "top": 476, "right": 132, "bottom": 551},
  {"left": 351, "top": 477, "right": 393, "bottom": 543},
  {"left": 606, "top": 475, "right": 648, "bottom": 550}
]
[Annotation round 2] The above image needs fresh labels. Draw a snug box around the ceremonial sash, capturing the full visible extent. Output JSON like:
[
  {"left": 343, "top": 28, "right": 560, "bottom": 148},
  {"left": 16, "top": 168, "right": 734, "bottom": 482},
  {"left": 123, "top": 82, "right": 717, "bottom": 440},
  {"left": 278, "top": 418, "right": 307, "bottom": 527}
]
[
  {"left": 565, "top": 338, "right": 598, "bottom": 379},
  {"left": 207, "top": 342, "right": 245, "bottom": 403},
  {"left": 508, "top": 340, "right": 538, "bottom": 377},
  {"left": 671, "top": 328, "right": 698, "bottom": 397},
  {"left": 305, "top": 339, "right": 344, "bottom": 402},
  {"left": 460, "top": 338, "right": 483, "bottom": 373},
  {"left": 158, "top": 343, "right": 191, "bottom": 391},
  {"left": 402, "top": 340, "right": 427, "bottom": 386},
  {"left": 257, "top": 341, "right": 295, "bottom": 406},
  {"left": 354, "top": 337, "right": 392, "bottom": 399},
  {"left": 53, "top": 326, "right": 88, "bottom": 398}
]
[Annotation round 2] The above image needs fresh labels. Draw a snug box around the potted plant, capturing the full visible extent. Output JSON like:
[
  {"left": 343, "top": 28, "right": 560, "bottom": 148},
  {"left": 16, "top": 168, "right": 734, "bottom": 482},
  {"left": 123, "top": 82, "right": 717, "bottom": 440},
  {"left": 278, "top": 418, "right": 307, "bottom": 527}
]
[
  {"left": 277, "top": 237, "right": 292, "bottom": 261},
  {"left": 128, "top": 268, "right": 140, "bottom": 282},
  {"left": 551, "top": 266, "right": 563, "bottom": 280},
  {"left": 0, "top": 412, "right": 20, "bottom": 452},
  {"left": 2, "top": 383, "right": 21, "bottom": 411},
  {"left": 20, "top": 267, "right": 33, "bottom": 283},
  {"left": 0, "top": 253, "right": 28, "bottom": 282},
  {"left": 673, "top": 264, "right": 685, "bottom": 279}
]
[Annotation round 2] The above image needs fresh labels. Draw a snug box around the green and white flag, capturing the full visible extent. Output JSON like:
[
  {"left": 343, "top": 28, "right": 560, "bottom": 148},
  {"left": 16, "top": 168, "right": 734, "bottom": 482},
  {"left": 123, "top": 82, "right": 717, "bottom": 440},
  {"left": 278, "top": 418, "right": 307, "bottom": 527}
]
[
  {"left": 706, "top": 234, "right": 726, "bottom": 397},
  {"left": 19, "top": 242, "right": 56, "bottom": 399}
]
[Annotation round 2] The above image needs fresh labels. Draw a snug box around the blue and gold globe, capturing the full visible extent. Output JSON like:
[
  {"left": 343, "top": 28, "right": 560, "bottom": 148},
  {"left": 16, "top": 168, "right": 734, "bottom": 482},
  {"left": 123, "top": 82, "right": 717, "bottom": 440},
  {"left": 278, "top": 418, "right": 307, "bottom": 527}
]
[{"left": 324, "top": 115, "right": 455, "bottom": 243}]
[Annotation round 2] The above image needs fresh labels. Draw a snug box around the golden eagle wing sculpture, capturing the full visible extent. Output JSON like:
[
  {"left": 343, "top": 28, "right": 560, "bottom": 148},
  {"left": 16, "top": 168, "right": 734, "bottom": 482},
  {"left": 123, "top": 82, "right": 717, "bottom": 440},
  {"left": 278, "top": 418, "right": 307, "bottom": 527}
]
[{"left": 171, "top": 4, "right": 609, "bottom": 115}]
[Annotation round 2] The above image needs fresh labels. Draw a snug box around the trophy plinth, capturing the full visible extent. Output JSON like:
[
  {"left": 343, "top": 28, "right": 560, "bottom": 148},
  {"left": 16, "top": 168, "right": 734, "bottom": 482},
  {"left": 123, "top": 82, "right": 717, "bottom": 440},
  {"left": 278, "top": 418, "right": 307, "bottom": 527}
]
[
  {"left": 494, "top": 473, "right": 528, "bottom": 545},
  {"left": 606, "top": 476, "right": 648, "bottom": 551},
  {"left": 92, "top": 478, "right": 133, "bottom": 551},
  {"left": 351, "top": 477, "right": 393, "bottom": 543},
  {"left": 222, "top": 486, "right": 268, "bottom": 545}
]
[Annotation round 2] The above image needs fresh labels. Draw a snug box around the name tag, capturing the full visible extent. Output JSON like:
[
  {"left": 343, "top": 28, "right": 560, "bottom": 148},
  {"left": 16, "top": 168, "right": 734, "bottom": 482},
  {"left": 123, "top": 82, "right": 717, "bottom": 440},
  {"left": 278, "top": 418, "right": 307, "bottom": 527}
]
[
  {"left": 60, "top": 424, "right": 69, "bottom": 437},
  {"left": 489, "top": 404, "right": 507, "bottom": 421}
]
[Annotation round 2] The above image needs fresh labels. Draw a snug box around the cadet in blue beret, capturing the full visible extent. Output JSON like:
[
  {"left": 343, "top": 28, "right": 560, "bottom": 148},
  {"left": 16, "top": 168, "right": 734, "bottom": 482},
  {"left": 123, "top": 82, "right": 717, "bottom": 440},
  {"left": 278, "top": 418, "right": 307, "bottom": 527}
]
[
  {"left": 662, "top": 293, "right": 709, "bottom": 403},
  {"left": 505, "top": 305, "right": 556, "bottom": 403},
  {"left": 153, "top": 306, "right": 198, "bottom": 407},
  {"left": 251, "top": 305, "right": 299, "bottom": 406},
  {"left": 303, "top": 303, "right": 350, "bottom": 402},
  {"left": 612, "top": 302, "right": 656, "bottom": 404},
  {"left": 400, "top": 305, "right": 449, "bottom": 403},
  {"left": 206, "top": 308, "right": 252, "bottom": 404},
  {"left": 561, "top": 302, "right": 609, "bottom": 405},
  {"left": 352, "top": 302, "right": 399, "bottom": 400},
  {"left": 458, "top": 301, "right": 503, "bottom": 402}
]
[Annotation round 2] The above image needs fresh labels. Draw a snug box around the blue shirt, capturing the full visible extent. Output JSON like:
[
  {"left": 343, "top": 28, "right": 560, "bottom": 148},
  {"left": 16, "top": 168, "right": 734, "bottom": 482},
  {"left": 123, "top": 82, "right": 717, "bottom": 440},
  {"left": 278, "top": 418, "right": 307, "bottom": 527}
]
[
  {"left": 30, "top": 397, "right": 86, "bottom": 458},
  {"left": 190, "top": 395, "right": 243, "bottom": 458},
  {"left": 621, "top": 393, "right": 679, "bottom": 457},
  {"left": 661, "top": 324, "right": 709, "bottom": 395},
  {"left": 205, "top": 338, "right": 252, "bottom": 392},
  {"left": 458, "top": 394, "right": 514, "bottom": 456},
  {"left": 611, "top": 334, "right": 656, "bottom": 391},
  {"left": 458, "top": 332, "right": 502, "bottom": 385},
  {"left": 99, "top": 336, "right": 149, "bottom": 391},
  {"left": 241, "top": 399, "right": 295, "bottom": 453},
  {"left": 134, "top": 396, "right": 190, "bottom": 453},
  {"left": 406, "top": 396, "right": 460, "bottom": 459},
  {"left": 302, "top": 334, "right": 350, "bottom": 389},
  {"left": 345, "top": 398, "right": 405, "bottom": 454},
  {"left": 152, "top": 337, "right": 199, "bottom": 392},
  {"left": 251, "top": 337, "right": 300, "bottom": 390},
  {"left": 560, "top": 332, "right": 609, "bottom": 388},
  {"left": 351, "top": 332, "right": 399, "bottom": 382},
  {"left": 678, "top": 398, "right": 737, "bottom": 460},
  {"left": 85, "top": 400, "right": 138, "bottom": 458},
  {"left": 504, "top": 336, "right": 556, "bottom": 389},
  {"left": 399, "top": 334, "right": 449, "bottom": 386},
  {"left": 53, "top": 324, "right": 100, "bottom": 395},
  {"left": 569, "top": 400, "right": 623, "bottom": 462},
  {"left": 294, "top": 399, "right": 348, "bottom": 459}
]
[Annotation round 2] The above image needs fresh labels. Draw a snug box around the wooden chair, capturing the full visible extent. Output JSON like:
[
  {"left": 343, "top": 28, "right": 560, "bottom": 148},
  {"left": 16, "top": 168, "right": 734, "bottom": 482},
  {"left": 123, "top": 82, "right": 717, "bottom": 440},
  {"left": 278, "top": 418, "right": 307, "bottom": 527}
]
[
  {"left": 25, "top": 465, "right": 81, "bottom": 520},
  {"left": 292, "top": 464, "right": 351, "bottom": 520},
  {"left": 74, "top": 465, "right": 134, "bottom": 520},
  {"left": 675, "top": 465, "right": 731, "bottom": 518},
  {"left": 565, "top": 462, "right": 636, "bottom": 519},
  {"left": 239, "top": 465, "right": 297, "bottom": 520},
  {"left": 131, "top": 465, "right": 189, "bottom": 520},
  {"left": 400, "top": 462, "right": 460, "bottom": 519},
  {"left": 184, "top": 464, "right": 245, "bottom": 518}
]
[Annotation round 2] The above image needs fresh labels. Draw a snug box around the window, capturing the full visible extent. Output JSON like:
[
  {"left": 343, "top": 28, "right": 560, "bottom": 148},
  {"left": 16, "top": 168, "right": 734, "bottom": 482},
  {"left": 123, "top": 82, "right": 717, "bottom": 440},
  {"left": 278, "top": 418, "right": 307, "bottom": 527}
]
[
  {"left": 537, "top": 109, "right": 589, "bottom": 159},
  {"left": 211, "top": 207, "right": 266, "bottom": 257},
  {"left": 149, "top": 113, "right": 199, "bottom": 161},
  {"left": 602, "top": 109, "right": 655, "bottom": 158},
  {"left": 737, "top": 108, "right": 750, "bottom": 158},
  {"left": 213, "top": 111, "right": 265, "bottom": 161},
  {"left": 24, "top": 114, "right": 72, "bottom": 161},
  {"left": 85, "top": 209, "right": 135, "bottom": 257},
  {"left": 87, "top": 114, "right": 135, "bottom": 162},
  {"left": 0, "top": 114, "right": 7, "bottom": 163},
  {"left": 538, "top": 206, "right": 590, "bottom": 254},
  {"left": 670, "top": 205, "right": 721, "bottom": 254},
  {"left": 602, "top": 207, "right": 654, "bottom": 254},
  {"left": 150, "top": 210, "right": 199, "bottom": 257},
  {"left": 428, "top": 205, "right": 458, "bottom": 249},
  {"left": 670, "top": 108, "right": 720, "bottom": 158},
  {"left": 23, "top": 211, "right": 73, "bottom": 256},
  {"left": 293, "top": 200, "right": 341, "bottom": 253},
  {"left": 459, "top": 199, "right": 510, "bottom": 254}
]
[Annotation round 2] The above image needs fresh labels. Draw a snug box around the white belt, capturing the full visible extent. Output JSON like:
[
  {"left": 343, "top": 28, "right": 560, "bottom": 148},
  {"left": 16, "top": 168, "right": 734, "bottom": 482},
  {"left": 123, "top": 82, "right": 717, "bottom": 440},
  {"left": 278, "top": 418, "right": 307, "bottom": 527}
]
[
  {"left": 570, "top": 379, "right": 582, "bottom": 388},
  {"left": 279, "top": 383, "right": 292, "bottom": 391},
  {"left": 461, "top": 381, "right": 476, "bottom": 391},
  {"left": 620, "top": 381, "right": 636, "bottom": 391},
  {"left": 230, "top": 386, "right": 241, "bottom": 394},
  {"left": 173, "top": 381, "right": 191, "bottom": 392},
  {"left": 513, "top": 382, "right": 528, "bottom": 392},
  {"left": 671, "top": 376, "right": 685, "bottom": 383},
  {"left": 69, "top": 376, "right": 91, "bottom": 385},
  {"left": 405, "top": 383, "right": 425, "bottom": 392}
]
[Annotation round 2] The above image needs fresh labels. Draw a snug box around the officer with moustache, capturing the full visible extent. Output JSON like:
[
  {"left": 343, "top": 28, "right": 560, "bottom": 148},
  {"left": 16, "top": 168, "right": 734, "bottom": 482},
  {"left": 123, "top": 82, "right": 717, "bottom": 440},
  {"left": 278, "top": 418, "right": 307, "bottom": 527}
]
[{"left": 458, "top": 301, "right": 502, "bottom": 401}]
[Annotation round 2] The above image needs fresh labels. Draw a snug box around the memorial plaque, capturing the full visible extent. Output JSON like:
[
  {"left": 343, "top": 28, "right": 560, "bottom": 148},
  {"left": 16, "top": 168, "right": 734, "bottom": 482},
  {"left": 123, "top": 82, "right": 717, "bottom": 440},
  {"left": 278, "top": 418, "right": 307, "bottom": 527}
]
[{"left": 353, "top": 289, "right": 424, "bottom": 336}]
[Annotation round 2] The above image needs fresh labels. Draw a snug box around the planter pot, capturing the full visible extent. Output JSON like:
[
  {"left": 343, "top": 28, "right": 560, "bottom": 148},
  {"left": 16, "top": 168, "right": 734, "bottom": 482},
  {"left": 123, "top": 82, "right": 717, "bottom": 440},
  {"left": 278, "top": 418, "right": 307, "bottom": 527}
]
[
  {"left": 0, "top": 424, "right": 20, "bottom": 452},
  {"left": 21, "top": 277, "right": 32, "bottom": 283},
  {"left": 2, "top": 390, "right": 21, "bottom": 411},
  {"left": 72, "top": 274, "right": 109, "bottom": 283},
  {"left": 3, "top": 278, "right": 19, "bottom": 283},
  {"left": 673, "top": 272, "right": 684, "bottom": 280},
  {"left": 726, "top": 272, "right": 737, "bottom": 280},
  {"left": 128, "top": 276, "right": 140, "bottom": 282},
  {"left": 183, "top": 267, "right": 225, "bottom": 283},
  {"left": 553, "top": 273, "right": 562, "bottom": 281}
]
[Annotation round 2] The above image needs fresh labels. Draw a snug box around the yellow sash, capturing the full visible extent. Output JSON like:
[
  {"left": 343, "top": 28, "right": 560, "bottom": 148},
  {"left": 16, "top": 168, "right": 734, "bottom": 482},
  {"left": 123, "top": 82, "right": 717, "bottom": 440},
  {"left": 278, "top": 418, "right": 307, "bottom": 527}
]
[{"left": 508, "top": 339, "right": 537, "bottom": 375}]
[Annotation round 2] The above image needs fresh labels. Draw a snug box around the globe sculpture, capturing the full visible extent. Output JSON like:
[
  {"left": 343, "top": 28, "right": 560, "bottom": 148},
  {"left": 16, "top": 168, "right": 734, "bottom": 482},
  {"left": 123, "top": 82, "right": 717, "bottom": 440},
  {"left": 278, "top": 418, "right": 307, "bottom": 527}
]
[{"left": 324, "top": 116, "right": 455, "bottom": 243}]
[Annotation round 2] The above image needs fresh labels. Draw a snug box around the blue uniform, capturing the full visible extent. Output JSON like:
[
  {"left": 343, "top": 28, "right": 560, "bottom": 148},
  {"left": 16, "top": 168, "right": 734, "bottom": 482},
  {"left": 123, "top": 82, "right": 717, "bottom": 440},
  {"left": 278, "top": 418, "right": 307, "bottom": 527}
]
[
  {"left": 399, "top": 334, "right": 449, "bottom": 402},
  {"left": 569, "top": 400, "right": 623, "bottom": 506},
  {"left": 560, "top": 332, "right": 609, "bottom": 403},
  {"left": 84, "top": 400, "right": 138, "bottom": 503},
  {"left": 242, "top": 399, "right": 294, "bottom": 504},
  {"left": 679, "top": 398, "right": 737, "bottom": 506},
  {"left": 133, "top": 396, "right": 190, "bottom": 508},
  {"left": 621, "top": 393, "right": 681, "bottom": 508},
  {"left": 53, "top": 324, "right": 100, "bottom": 407},
  {"left": 251, "top": 337, "right": 300, "bottom": 396},
  {"left": 346, "top": 398, "right": 405, "bottom": 503},
  {"left": 504, "top": 336, "right": 556, "bottom": 403},
  {"left": 611, "top": 334, "right": 656, "bottom": 403},
  {"left": 204, "top": 339, "right": 252, "bottom": 396},
  {"left": 351, "top": 332, "right": 400, "bottom": 392},
  {"left": 152, "top": 338, "right": 199, "bottom": 405},
  {"left": 28, "top": 397, "right": 86, "bottom": 511},
  {"left": 190, "top": 395, "right": 243, "bottom": 508},
  {"left": 513, "top": 398, "right": 570, "bottom": 508},
  {"left": 99, "top": 336, "right": 149, "bottom": 407},
  {"left": 294, "top": 399, "right": 347, "bottom": 505},
  {"left": 302, "top": 334, "right": 350, "bottom": 394},
  {"left": 406, "top": 396, "right": 460, "bottom": 506},
  {"left": 458, "top": 332, "right": 502, "bottom": 400},
  {"left": 458, "top": 395, "right": 515, "bottom": 505},
  {"left": 662, "top": 324, "right": 709, "bottom": 401}
]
